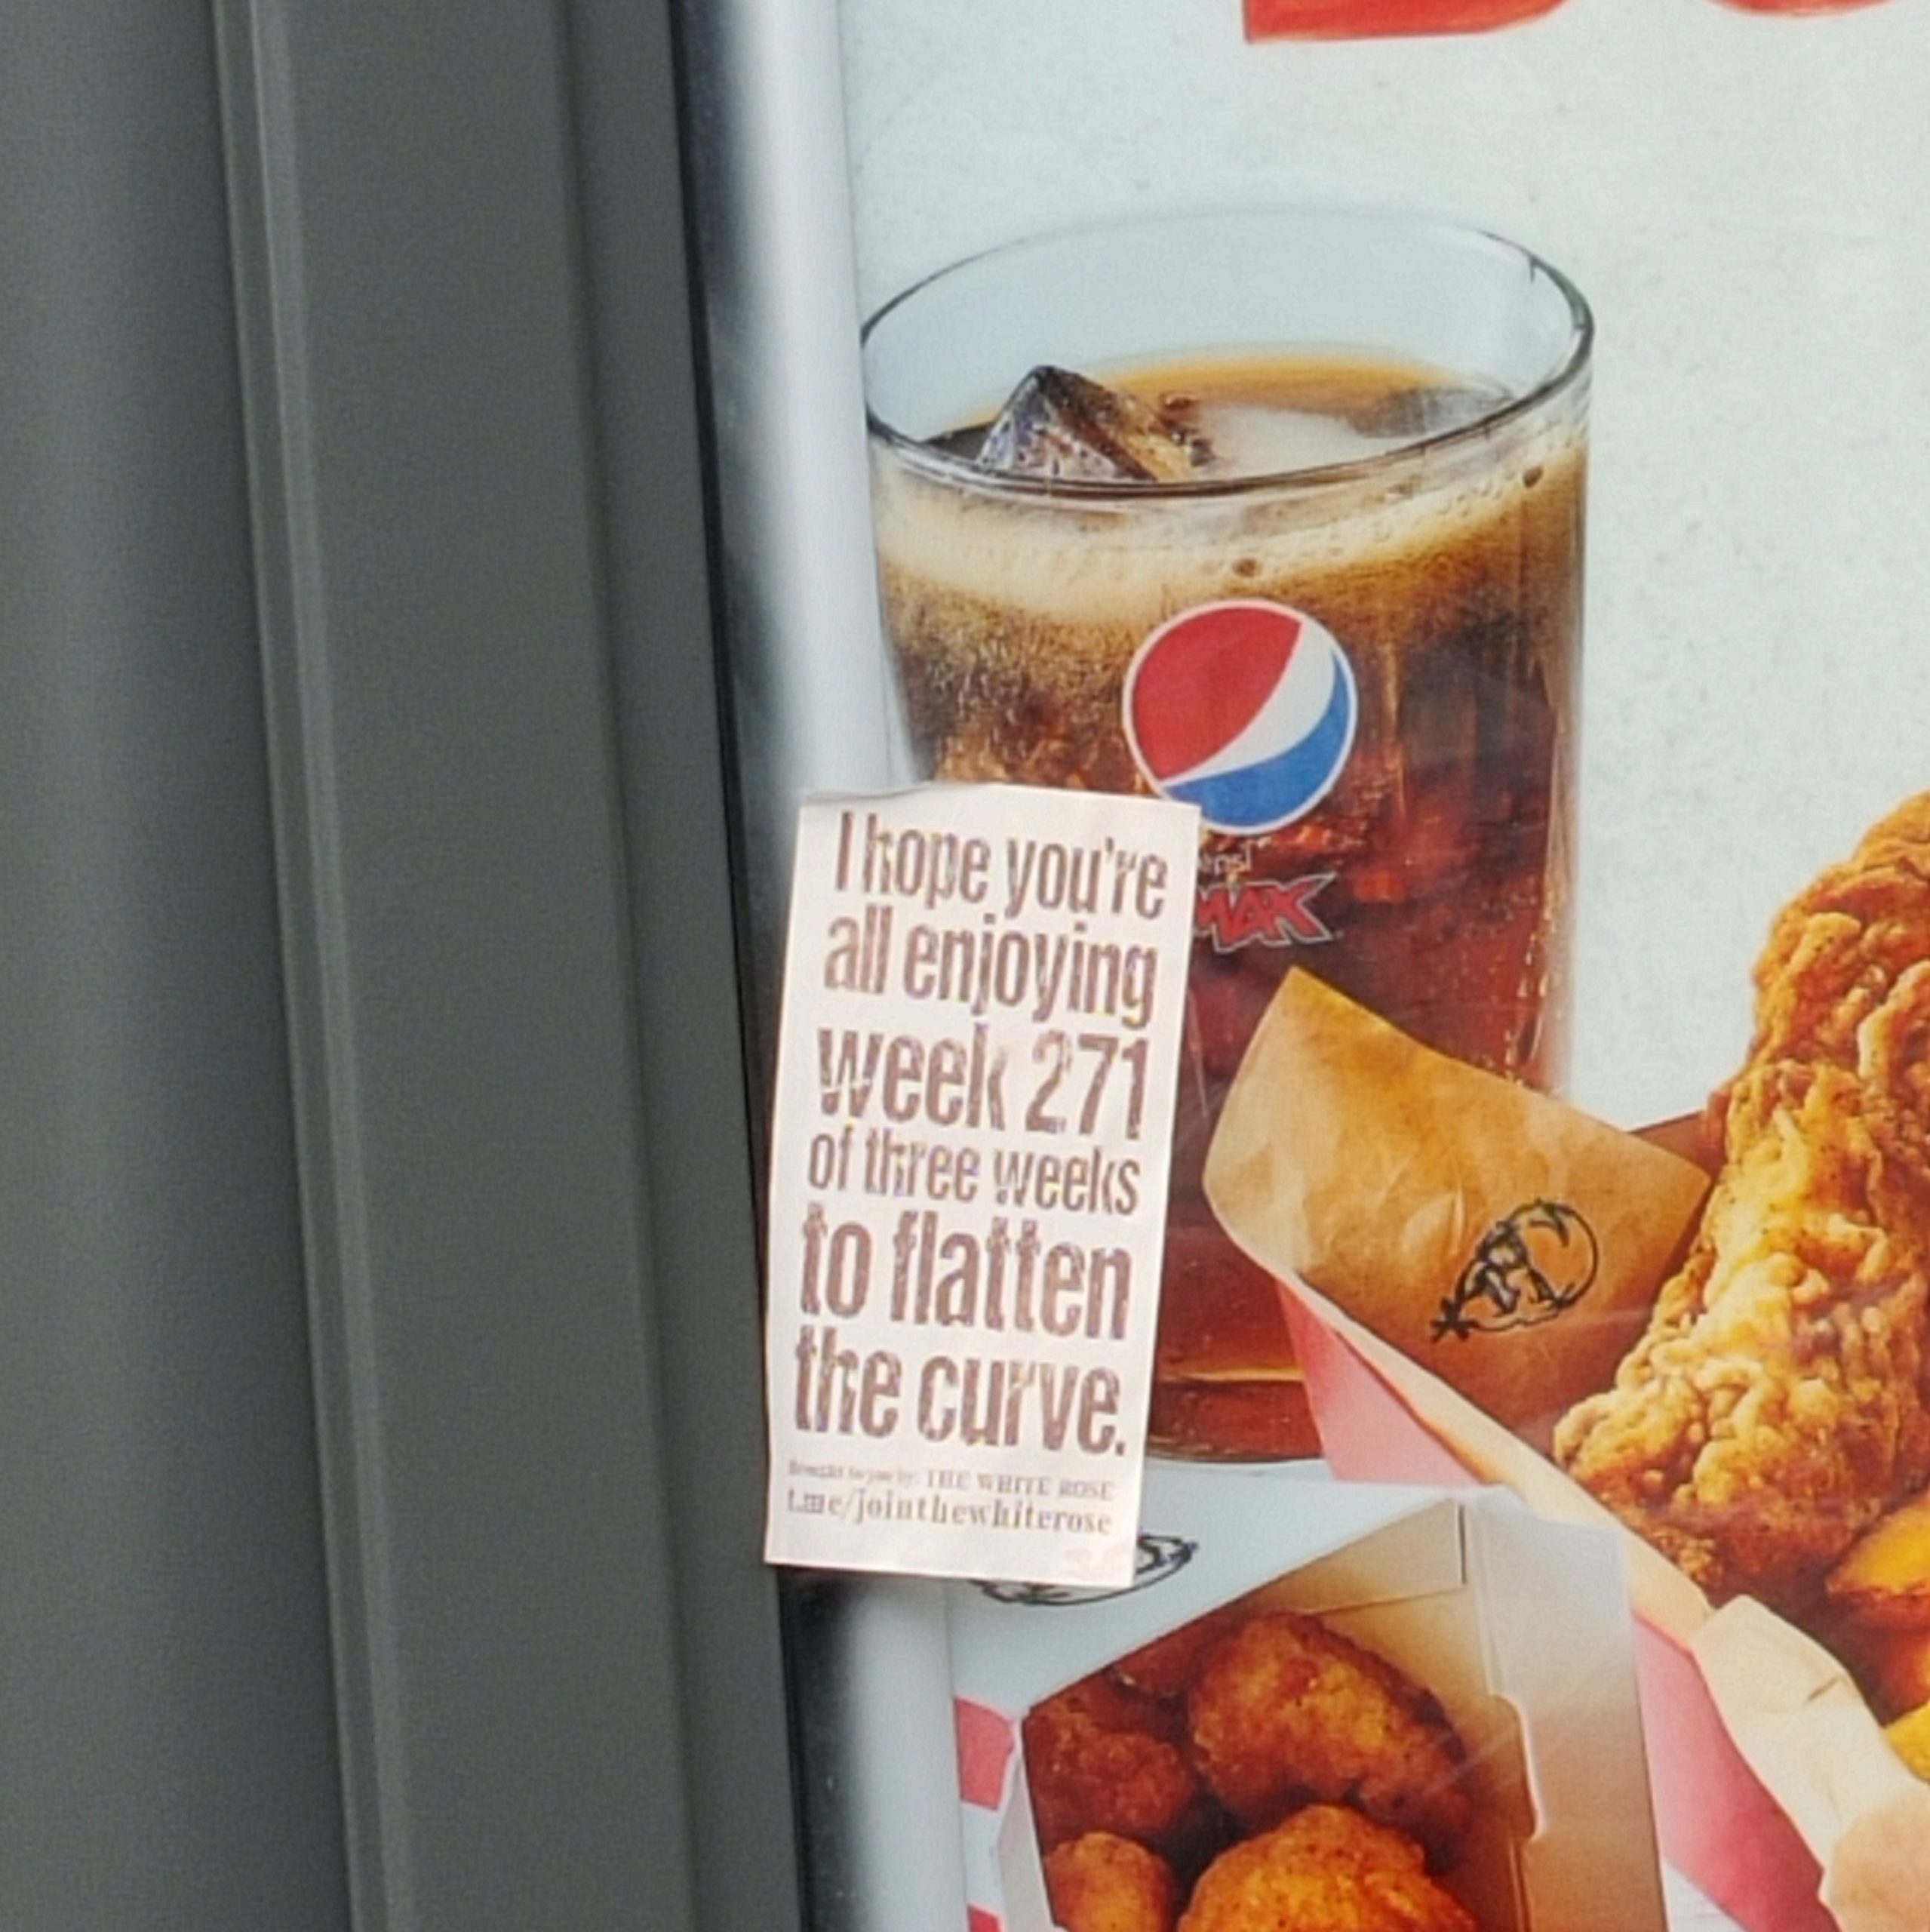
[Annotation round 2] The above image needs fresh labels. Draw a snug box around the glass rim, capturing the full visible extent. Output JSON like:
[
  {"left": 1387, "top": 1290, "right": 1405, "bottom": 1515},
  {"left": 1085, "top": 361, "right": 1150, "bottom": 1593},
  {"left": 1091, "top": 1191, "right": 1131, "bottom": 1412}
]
[{"left": 861, "top": 205, "right": 1593, "bottom": 503}]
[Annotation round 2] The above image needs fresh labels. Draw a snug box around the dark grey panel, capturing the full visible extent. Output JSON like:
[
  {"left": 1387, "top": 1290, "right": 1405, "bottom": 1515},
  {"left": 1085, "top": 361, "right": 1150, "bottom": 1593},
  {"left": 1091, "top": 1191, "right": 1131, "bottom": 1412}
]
[
  {"left": 567, "top": 1, "right": 809, "bottom": 1928},
  {"left": 0, "top": 6, "right": 347, "bottom": 1930},
  {"left": 217, "top": 0, "right": 742, "bottom": 1926}
]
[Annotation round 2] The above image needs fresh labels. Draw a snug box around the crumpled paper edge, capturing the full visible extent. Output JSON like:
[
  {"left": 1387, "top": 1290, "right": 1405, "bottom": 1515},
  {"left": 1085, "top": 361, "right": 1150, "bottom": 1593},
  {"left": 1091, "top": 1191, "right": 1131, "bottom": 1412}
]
[{"left": 1694, "top": 1601, "right": 1930, "bottom": 1932}]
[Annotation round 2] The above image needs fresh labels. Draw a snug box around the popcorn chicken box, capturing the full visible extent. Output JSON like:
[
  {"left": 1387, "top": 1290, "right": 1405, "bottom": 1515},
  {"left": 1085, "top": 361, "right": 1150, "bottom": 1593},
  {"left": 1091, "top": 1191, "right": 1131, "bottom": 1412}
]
[
  {"left": 1205, "top": 964, "right": 1930, "bottom": 1932},
  {"left": 1204, "top": 973, "right": 1713, "bottom": 1452},
  {"left": 947, "top": 1465, "right": 1666, "bottom": 1932}
]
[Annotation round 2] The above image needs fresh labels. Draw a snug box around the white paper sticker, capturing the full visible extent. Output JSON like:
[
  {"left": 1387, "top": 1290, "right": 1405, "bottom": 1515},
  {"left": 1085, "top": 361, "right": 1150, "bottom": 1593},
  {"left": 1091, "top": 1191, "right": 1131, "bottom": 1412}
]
[{"left": 762, "top": 783, "right": 1199, "bottom": 1589}]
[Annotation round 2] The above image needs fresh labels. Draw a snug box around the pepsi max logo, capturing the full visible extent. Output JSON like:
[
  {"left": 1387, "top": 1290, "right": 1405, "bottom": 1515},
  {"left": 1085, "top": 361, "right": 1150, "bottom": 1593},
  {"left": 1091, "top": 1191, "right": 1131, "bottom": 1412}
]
[{"left": 1123, "top": 601, "right": 1357, "bottom": 835}]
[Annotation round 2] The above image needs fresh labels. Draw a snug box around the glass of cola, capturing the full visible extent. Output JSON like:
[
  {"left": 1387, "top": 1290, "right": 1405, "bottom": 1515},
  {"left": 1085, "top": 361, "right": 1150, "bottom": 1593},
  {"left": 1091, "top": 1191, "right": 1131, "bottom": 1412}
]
[{"left": 862, "top": 208, "right": 1592, "bottom": 1459}]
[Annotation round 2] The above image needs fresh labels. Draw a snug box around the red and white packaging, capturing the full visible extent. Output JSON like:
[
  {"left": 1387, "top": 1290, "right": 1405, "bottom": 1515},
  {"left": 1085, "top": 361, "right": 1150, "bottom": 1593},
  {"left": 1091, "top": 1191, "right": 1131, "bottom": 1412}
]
[
  {"left": 946, "top": 1463, "right": 1666, "bottom": 1932},
  {"left": 1199, "top": 976, "right": 1930, "bottom": 1932},
  {"left": 1274, "top": 1287, "right": 1930, "bottom": 1932}
]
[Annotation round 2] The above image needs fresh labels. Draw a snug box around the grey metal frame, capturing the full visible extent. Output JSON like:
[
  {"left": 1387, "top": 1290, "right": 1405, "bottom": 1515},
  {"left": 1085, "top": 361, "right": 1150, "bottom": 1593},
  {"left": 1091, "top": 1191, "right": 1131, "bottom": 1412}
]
[
  {"left": 218, "top": 0, "right": 804, "bottom": 1924},
  {"left": 2, "top": 1, "right": 801, "bottom": 1927},
  {"left": 0, "top": 6, "right": 346, "bottom": 1927}
]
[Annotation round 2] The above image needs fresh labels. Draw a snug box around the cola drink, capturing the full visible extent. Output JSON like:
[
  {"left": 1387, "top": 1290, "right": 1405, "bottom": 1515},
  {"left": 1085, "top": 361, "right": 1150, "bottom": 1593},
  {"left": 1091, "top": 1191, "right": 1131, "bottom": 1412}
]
[{"left": 862, "top": 211, "right": 1591, "bottom": 1457}]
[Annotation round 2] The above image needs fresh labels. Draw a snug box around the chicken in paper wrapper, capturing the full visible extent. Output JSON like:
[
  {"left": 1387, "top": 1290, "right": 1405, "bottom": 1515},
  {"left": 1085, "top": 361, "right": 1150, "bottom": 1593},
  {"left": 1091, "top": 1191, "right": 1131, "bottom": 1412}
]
[
  {"left": 1203, "top": 971, "right": 1710, "bottom": 1448},
  {"left": 1197, "top": 797, "right": 1930, "bottom": 1932}
]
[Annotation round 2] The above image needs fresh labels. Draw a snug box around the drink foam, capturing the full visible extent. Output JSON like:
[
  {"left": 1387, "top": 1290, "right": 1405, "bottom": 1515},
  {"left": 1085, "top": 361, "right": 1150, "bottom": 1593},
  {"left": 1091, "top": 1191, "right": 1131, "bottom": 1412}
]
[{"left": 873, "top": 411, "right": 1584, "bottom": 632}]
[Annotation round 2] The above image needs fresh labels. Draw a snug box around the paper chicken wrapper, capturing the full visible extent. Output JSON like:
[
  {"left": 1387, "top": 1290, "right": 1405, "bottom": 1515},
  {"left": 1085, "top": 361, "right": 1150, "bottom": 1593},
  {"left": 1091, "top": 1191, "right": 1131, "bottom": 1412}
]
[
  {"left": 1203, "top": 972, "right": 1711, "bottom": 1447},
  {"left": 1201, "top": 970, "right": 1930, "bottom": 1932}
]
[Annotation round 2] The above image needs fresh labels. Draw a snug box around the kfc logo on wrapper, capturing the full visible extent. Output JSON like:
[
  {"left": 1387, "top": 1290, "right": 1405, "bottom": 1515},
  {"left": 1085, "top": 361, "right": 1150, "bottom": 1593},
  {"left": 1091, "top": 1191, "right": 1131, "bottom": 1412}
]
[{"left": 1434, "top": 1200, "right": 1600, "bottom": 1343}]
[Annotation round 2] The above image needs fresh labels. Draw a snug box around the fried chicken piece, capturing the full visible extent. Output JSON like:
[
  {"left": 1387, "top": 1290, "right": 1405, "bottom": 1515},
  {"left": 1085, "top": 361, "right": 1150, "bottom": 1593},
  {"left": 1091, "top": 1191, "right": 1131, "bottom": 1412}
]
[
  {"left": 1025, "top": 1672, "right": 1212, "bottom": 1857},
  {"left": 1179, "top": 1805, "right": 1477, "bottom": 1932},
  {"left": 1186, "top": 1612, "right": 1472, "bottom": 1868},
  {"left": 1830, "top": 1617, "right": 1930, "bottom": 1721},
  {"left": 1113, "top": 1607, "right": 1245, "bottom": 1701},
  {"left": 1885, "top": 1702, "right": 1930, "bottom": 1781},
  {"left": 1556, "top": 795, "right": 1930, "bottom": 1614},
  {"left": 1044, "top": 1832, "right": 1181, "bottom": 1932},
  {"left": 1827, "top": 1486, "right": 1930, "bottom": 1629}
]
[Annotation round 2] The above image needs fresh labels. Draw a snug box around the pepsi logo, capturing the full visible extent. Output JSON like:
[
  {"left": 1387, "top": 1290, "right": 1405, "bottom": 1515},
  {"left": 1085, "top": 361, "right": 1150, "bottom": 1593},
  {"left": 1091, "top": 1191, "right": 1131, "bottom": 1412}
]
[{"left": 1123, "top": 601, "right": 1358, "bottom": 835}]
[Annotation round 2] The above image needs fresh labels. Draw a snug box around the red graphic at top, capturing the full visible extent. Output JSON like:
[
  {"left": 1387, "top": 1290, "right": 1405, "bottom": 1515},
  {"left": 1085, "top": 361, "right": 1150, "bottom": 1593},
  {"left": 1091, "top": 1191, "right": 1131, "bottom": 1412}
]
[
  {"left": 1246, "top": 0, "right": 1558, "bottom": 34},
  {"left": 1246, "top": 0, "right": 1890, "bottom": 36}
]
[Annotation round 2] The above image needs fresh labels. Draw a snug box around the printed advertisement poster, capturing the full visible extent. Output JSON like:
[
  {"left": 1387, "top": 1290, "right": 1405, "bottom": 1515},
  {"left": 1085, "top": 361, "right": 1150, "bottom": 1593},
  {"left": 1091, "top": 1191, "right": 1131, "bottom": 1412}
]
[{"left": 814, "top": 5, "right": 1930, "bottom": 1931}]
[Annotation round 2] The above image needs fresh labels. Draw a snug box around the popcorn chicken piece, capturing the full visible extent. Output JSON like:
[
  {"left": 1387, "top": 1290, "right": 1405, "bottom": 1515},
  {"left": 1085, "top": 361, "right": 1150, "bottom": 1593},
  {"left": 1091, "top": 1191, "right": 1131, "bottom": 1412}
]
[
  {"left": 1179, "top": 1806, "right": 1477, "bottom": 1932},
  {"left": 1044, "top": 1832, "right": 1180, "bottom": 1932},
  {"left": 1187, "top": 1612, "right": 1472, "bottom": 1869},
  {"left": 1025, "top": 1672, "right": 1213, "bottom": 1857}
]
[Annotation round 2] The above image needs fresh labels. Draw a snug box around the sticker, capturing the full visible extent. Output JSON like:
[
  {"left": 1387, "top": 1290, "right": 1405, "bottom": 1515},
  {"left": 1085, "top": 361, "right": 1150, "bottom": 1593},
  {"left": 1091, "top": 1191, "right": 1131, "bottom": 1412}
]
[{"left": 762, "top": 784, "right": 1199, "bottom": 1589}]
